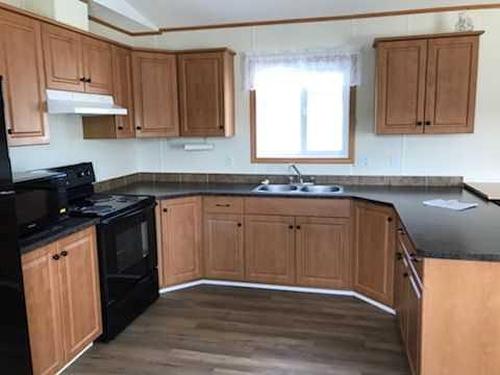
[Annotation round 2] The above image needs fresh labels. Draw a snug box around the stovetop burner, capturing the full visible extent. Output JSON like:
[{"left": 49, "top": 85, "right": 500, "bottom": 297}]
[{"left": 69, "top": 194, "right": 151, "bottom": 219}]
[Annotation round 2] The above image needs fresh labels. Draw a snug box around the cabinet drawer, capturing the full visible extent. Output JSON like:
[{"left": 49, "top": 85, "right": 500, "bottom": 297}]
[
  {"left": 244, "top": 198, "right": 351, "bottom": 218},
  {"left": 204, "top": 196, "right": 243, "bottom": 214},
  {"left": 398, "top": 229, "right": 423, "bottom": 286}
]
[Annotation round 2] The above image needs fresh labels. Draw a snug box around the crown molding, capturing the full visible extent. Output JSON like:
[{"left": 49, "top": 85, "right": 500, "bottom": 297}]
[{"left": 85, "top": 2, "right": 500, "bottom": 37}]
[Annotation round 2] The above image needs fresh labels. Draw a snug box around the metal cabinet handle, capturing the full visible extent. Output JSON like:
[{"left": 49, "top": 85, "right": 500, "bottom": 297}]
[
  {"left": 61, "top": 251, "right": 68, "bottom": 257},
  {"left": 163, "top": 208, "right": 168, "bottom": 213},
  {"left": 288, "top": 225, "right": 294, "bottom": 230},
  {"left": 7, "top": 128, "right": 12, "bottom": 135},
  {"left": 237, "top": 223, "right": 242, "bottom": 227},
  {"left": 117, "top": 126, "right": 124, "bottom": 130},
  {"left": 416, "top": 121, "right": 423, "bottom": 126},
  {"left": 215, "top": 204, "right": 231, "bottom": 207},
  {"left": 52, "top": 254, "right": 60, "bottom": 261},
  {"left": 296, "top": 225, "right": 301, "bottom": 230},
  {"left": 80, "top": 77, "right": 86, "bottom": 82},
  {"left": 425, "top": 121, "right": 432, "bottom": 126},
  {"left": 136, "top": 126, "right": 142, "bottom": 130},
  {"left": 86, "top": 78, "right": 92, "bottom": 83}
]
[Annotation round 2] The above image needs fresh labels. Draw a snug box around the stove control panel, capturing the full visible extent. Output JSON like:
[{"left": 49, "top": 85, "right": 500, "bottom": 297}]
[{"left": 49, "top": 162, "right": 96, "bottom": 189}]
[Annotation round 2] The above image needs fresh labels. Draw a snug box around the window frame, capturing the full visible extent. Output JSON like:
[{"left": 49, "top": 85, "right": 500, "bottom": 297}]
[{"left": 250, "top": 87, "right": 356, "bottom": 164}]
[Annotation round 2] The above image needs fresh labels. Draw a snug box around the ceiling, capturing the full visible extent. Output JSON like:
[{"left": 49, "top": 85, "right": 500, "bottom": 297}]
[{"left": 89, "top": 0, "right": 500, "bottom": 33}]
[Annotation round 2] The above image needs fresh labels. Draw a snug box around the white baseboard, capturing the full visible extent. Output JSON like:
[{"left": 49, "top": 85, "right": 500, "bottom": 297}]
[
  {"left": 57, "top": 343, "right": 93, "bottom": 374},
  {"left": 160, "top": 279, "right": 396, "bottom": 315}
]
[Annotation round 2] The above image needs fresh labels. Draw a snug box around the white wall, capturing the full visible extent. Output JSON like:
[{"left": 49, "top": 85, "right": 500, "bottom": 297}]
[
  {"left": 5, "top": 4, "right": 500, "bottom": 181},
  {"left": 8, "top": 116, "right": 139, "bottom": 181},
  {"left": 93, "top": 10, "right": 500, "bottom": 181}
]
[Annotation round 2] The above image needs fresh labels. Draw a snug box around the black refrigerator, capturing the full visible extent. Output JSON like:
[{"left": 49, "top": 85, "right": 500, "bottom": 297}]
[{"left": 0, "top": 76, "right": 33, "bottom": 373}]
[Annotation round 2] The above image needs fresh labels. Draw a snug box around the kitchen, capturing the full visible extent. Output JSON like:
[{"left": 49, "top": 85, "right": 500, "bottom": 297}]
[{"left": 1, "top": 0, "right": 500, "bottom": 374}]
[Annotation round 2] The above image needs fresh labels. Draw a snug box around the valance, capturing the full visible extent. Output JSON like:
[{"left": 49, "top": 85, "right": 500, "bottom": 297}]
[{"left": 244, "top": 49, "right": 361, "bottom": 90}]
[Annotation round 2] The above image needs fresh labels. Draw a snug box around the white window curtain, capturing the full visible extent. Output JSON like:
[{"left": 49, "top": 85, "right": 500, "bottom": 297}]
[{"left": 244, "top": 49, "right": 361, "bottom": 90}]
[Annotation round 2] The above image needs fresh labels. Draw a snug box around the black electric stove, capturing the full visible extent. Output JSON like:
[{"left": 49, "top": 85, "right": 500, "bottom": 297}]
[{"left": 47, "top": 163, "right": 159, "bottom": 342}]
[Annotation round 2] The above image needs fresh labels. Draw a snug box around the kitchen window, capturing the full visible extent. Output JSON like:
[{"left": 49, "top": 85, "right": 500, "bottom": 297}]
[{"left": 245, "top": 50, "right": 360, "bottom": 163}]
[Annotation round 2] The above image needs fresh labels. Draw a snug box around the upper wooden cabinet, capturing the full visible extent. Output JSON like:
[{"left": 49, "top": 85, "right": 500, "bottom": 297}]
[
  {"left": 374, "top": 31, "right": 483, "bottom": 134},
  {"left": 22, "top": 227, "right": 101, "bottom": 375},
  {"left": 42, "top": 24, "right": 113, "bottom": 94},
  {"left": 353, "top": 201, "right": 396, "bottom": 306},
  {"left": 177, "top": 50, "right": 235, "bottom": 137},
  {"left": 132, "top": 51, "right": 179, "bottom": 138},
  {"left": 81, "top": 36, "right": 114, "bottom": 94},
  {"left": 82, "top": 46, "right": 135, "bottom": 139},
  {"left": 0, "top": 10, "right": 48, "bottom": 146}
]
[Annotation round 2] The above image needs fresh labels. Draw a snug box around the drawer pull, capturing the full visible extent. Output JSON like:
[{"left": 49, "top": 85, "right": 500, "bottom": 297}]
[
  {"left": 288, "top": 225, "right": 294, "bottom": 230},
  {"left": 163, "top": 208, "right": 168, "bottom": 213},
  {"left": 52, "top": 254, "right": 60, "bottom": 261},
  {"left": 61, "top": 251, "right": 68, "bottom": 257},
  {"left": 237, "top": 223, "right": 242, "bottom": 227},
  {"left": 215, "top": 204, "right": 231, "bottom": 207}
]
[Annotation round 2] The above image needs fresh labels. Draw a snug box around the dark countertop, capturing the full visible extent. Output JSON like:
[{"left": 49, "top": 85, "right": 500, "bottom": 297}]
[
  {"left": 107, "top": 181, "right": 500, "bottom": 262},
  {"left": 19, "top": 217, "right": 99, "bottom": 255}
]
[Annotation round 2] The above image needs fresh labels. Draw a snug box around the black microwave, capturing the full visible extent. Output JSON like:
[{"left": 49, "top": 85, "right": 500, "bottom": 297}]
[{"left": 13, "top": 170, "right": 69, "bottom": 237}]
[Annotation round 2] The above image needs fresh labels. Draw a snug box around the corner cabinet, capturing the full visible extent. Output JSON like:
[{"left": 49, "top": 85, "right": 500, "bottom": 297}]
[
  {"left": 22, "top": 227, "right": 102, "bottom": 375},
  {"left": 374, "top": 31, "right": 483, "bottom": 134},
  {"left": 0, "top": 9, "right": 48, "bottom": 146},
  {"left": 353, "top": 201, "right": 396, "bottom": 306},
  {"left": 159, "top": 197, "right": 202, "bottom": 287},
  {"left": 132, "top": 51, "right": 179, "bottom": 138},
  {"left": 177, "top": 50, "right": 235, "bottom": 137}
]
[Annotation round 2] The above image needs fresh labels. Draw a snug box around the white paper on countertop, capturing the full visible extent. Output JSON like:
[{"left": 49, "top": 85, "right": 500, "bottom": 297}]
[{"left": 422, "top": 199, "right": 479, "bottom": 211}]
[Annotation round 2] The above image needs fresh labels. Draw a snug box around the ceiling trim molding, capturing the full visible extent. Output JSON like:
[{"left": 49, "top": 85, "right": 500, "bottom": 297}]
[{"left": 86, "top": 2, "right": 500, "bottom": 36}]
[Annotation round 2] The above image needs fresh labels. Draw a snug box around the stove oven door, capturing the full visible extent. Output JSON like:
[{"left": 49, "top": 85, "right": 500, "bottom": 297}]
[{"left": 97, "top": 204, "right": 157, "bottom": 305}]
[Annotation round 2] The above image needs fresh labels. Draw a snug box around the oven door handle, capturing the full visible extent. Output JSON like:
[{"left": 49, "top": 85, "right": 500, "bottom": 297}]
[{"left": 99, "top": 205, "right": 152, "bottom": 225}]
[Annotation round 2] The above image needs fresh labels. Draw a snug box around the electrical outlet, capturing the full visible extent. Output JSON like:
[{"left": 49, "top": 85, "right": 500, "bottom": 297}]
[{"left": 225, "top": 156, "right": 235, "bottom": 167}]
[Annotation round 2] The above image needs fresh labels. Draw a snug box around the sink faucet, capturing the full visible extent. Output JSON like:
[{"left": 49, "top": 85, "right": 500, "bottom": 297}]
[{"left": 289, "top": 164, "right": 304, "bottom": 185}]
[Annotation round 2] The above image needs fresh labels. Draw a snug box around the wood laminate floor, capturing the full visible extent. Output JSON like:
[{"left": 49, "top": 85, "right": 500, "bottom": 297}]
[{"left": 68, "top": 286, "right": 409, "bottom": 374}]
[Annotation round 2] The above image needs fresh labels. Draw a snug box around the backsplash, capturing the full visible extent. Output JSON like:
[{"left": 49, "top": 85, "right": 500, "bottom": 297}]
[{"left": 94, "top": 172, "right": 463, "bottom": 192}]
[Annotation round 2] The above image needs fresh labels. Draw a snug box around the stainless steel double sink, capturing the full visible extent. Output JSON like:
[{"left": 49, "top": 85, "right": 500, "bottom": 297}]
[{"left": 252, "top": 184, "right": 343, "bottom": 195}]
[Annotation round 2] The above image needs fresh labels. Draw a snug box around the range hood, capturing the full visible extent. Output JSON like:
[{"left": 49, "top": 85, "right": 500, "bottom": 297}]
[{"left": 46, "top": 89, "right": 128, "bottom": 116}]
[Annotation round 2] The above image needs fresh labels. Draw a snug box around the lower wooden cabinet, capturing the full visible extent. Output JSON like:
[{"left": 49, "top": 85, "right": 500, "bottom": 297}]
[
  {"left": 244, "top": 215, "right": 296, "bottom": 285},
  {"left": 204, "top": 213, "right": 244, "bottom": 280},
  {"left": 160, "top": 197, "right": 202, "bottom": 287},
  {"left": 395, "top": 229, "right": 422, "bottom": 375},
  {"left": 353, "top": 201, "right": 396, "bottom": 306},
  {"left": 295, "top": 217, "right": 351, "bottom": 289},
  {"left": 22, "top": 227, "right": 102, "bottom": 375}
]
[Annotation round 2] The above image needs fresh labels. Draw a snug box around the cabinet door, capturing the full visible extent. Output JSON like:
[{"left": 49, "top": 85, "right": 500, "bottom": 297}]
[
  {"left": 424, "top": 36, "right": 479, "bottom": 134},
  {"left": 42, "top": 24, "right": 84, "bottom": 92},
  {"left": 245, "top": 215, "right": 295, "bottom": 285},
  {"left": 178, "top": 52, "right": 225, "bottom": 137},
  {"left": 112, "top": 45, "right": 134, "bottom": 138},
  {"left": 82, "top": 37, "right": 113, "bottom": 95},
  {"left": 296, "top": 217, "right": 351, "bottom": 289},
  {"left": 57, "top": 228, "right": 102, "bottom": 361},
  {"left": 22, "top": 244, "right": 65, "bottom": 375},
  {"left": 161, "top": 197, "right": 202, "bottom": 286},
  {"left": 132, "top": 52, "right": 179, "bottom": 137},
  {"left": 353, "top": 202, "right": 396, "bottom": 306},
  {"left": 0, "top": 11, "right": 48, "bottom": 146},
  {"left": 204, "top": 213, "right": 244, "bottom": 280},
  {"left": 376, "top": 40, "right": 427, "bottom": 134}
]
